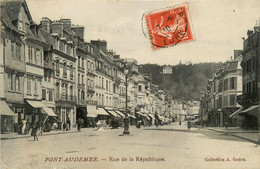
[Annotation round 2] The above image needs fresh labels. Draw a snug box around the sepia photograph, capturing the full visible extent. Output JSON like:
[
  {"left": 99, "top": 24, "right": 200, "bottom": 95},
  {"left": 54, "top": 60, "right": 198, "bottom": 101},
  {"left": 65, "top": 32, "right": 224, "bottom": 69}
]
[{"left": 0, "top": 0, "right": 260, "bottom": 169}]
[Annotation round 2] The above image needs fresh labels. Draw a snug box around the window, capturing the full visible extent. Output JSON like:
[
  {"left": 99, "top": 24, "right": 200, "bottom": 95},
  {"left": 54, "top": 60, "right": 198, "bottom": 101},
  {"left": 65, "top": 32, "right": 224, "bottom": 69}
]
[
  {"left": 56, "top": 60, "right": 60, "bottom": 75},
  {"left": 49, "top": 90, "right": 53, "bottom": 101},
  {"left": 40, "top": 50, "right": 43, "bottom": 65},
  {"left": 78, "top": 56, "right": 81, "bottom": 67},
  {"left": 34, "top": 49, "right": 37, "bottom": 64},
  {"left": 87, "top": 61, "right": 90, "bottom": 70},
  {"left": 8, "top": 74, "right": 12, "bottom": 90},
  {"left": 82, "top": 58, "right": 84, "bottom": 68},
  {"left": 218, "top": 81, "right": 223, "bottom": 92},
  {"left": 15, "top": 76, "right": 20, "bottom": 91},
  {"left": 109, "top": 81, "right": 111, "bottom": 92},
  {"left": 102, "top": 77, "right": 104, "bottom": 88},
  {"left": 230, "top": 95, "right": 236, "bottom": 106},
  {"left": 70, "top": 65, "right": 73, "bottom": 79},
  {"left": 27, "top": 76, "right": 31, "bottom": 93},
  {"left": 63, "top": 62, "right": 67, "bottom": 77},
  {"left": 82, "top": 75, "right": 84, "bottom": 85},
  {"left": 34, "top": 79, "right": 38, "bottom": 94},
  {"left": 28, "top": 47, "right": 33, "bottom": 63},
  {"left": 106, "top": 80, "right": 108, "bottom": 91},
  {"left": 224, "top": 79, "right": 228, "bottom": 91},
  {"left": 78, "top": 74, "right": 80, "bottom": 84},
  {"left": 230, "top": 77, "right": 236, "bottom": 89},
  {"left": 11, "top": 43, "right": 15, "bottom": 58},
  {"left": 42, "top": 89, "right": 46, "bottom": 100},
  {"left": 16, "top": 45, "right": 21, "bottom": 59},
  {"left": 91, "top": 62, "right": 94, "bottom": 71},
  {"left": 67, "top": 45, "right": 71, "bottom": 55},
  {"left": 59, "top": 40, "right": 64, "bottom": 51},
  {"left": 138, "top": 85, "right": 142, "bottom": 92}
]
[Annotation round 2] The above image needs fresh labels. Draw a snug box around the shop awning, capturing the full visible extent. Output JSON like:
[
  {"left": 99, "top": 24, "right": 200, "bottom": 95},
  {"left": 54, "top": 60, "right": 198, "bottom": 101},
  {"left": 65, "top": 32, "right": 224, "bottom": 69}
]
[
  {"left": 96, "top": 108, "right": 109, "bottom": 116},
  {"left": 27, "top": 100, "right": 47, "bottom": 108},
  {"left": 147, "top": 113, "right": 155, "bottom": 119},
  {"left": 128, "top": 114, "right": 136, "bottom": 119},
  {"left": 0, "top": 101, "right": 17, "bottom": 116},
  {"left": 106, "top": 110, "right": 120, "bottom": 117},
  {"left": 239, "top": 105, "right": 260, "bottom": 117},
  {"left": 229, "top": 107, "right": 243, "bottom": 118},
  {"left": 115, "top": 110, "right": 125, "bottom": 117},
  {"left": 136, "top": 111, "right": 146, "bottom": 117},
  {"left": 87, "top": 105, "right": 97, "bottom": 118},
  {"left": 41, "top": 107, "right": 57, "bottom": 117}
]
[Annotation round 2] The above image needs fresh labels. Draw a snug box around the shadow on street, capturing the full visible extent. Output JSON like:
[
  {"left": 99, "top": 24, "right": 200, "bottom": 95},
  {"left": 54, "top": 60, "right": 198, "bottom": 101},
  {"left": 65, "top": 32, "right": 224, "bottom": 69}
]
[{"left": 143, "top": 128, "right": 249, "bottom": 143}]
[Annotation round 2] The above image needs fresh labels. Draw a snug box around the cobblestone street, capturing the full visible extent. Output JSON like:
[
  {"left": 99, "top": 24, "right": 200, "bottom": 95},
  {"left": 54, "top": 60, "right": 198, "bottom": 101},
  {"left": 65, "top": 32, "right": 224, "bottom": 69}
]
[{"left": 1, "top": 123, "right": 259, "bottom": 169}]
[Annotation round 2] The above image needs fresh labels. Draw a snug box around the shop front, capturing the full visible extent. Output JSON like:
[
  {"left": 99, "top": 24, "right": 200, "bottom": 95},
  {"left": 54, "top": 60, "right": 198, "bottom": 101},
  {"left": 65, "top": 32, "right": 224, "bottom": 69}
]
[
  {"left": 86, "top": 105, "right": 97, "bottom": 128},
  {"left": 239, "top": 105, "right": 260, "bottom": 130},
  {"left": 0, "top": 100, "right": 18, "bottom": 133}
]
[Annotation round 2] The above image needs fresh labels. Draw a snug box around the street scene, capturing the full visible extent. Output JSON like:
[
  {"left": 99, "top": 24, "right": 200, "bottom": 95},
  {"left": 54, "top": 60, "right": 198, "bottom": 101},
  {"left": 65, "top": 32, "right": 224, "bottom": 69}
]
[{"left": 1, "top": 0, "right": 260, "bottom": 169}]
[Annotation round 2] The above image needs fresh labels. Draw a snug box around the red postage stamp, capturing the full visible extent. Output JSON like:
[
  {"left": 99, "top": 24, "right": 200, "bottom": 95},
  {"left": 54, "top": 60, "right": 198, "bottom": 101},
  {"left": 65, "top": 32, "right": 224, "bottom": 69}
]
[{"left": 145, "top": 3, "right": 194, "bottom": 50}]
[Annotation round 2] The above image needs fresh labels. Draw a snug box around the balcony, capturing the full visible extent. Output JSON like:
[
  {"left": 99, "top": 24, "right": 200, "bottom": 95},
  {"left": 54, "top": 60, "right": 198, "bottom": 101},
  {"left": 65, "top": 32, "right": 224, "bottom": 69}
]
[
  {"left": 77, "top": 98, "right": 85, "bottom": 105},
  {"left": 87, "top": 70, "right": 96, "bottom": 76},
  {"left": 96, "top": 68, "right": 106, "bottom": 74},
  {"left": 87, "top": 86, "right": 95, "bottom": 93},
  {"left": 86, "top": 99, "right": 98, "bottom": 105},
  {"left": 56, "top": 94, "right": 77, "bottom": 102}
]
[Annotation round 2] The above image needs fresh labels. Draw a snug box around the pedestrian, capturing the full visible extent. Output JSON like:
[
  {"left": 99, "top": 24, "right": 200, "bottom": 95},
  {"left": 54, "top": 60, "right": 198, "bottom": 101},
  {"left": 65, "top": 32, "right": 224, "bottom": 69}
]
[
  {"left": 18, "top": 119, "right": 22, "bottom": 134},
  {"left": 37, "top": 119, "right": 43, "bottom": 135},
  {"left": 22, "top": 118, "right": 26, "bottom": 135},
  {"left": 25, "top": 119, "right": 30, "bottom": 135},
  {"left": 31, "top": 121, "right": 39, "bottom": 141},
  {"left": 224, "top": 121, "right": 228, "bottom": 130},
  {"left": 66, "top": 118, "right": 71, "bottom": 130},
  {"left": 187, "top": 121, "right": 191, "bottom": 131},
  {"left": 76, "top": 118, "right": 82, "bottom": 132}
]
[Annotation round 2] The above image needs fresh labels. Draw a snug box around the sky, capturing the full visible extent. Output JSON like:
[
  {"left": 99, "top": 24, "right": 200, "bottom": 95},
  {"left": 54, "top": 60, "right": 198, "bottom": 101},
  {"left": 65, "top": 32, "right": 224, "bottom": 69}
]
[{"left": 26, "top": 0, "right": 260, "bottom": 65}]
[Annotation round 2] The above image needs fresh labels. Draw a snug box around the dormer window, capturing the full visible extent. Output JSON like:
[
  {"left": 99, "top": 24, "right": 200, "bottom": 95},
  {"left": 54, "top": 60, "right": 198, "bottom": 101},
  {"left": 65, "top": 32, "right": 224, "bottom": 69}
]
[{"left": 18, "top": 20, "right": 23, "bottom": 32}]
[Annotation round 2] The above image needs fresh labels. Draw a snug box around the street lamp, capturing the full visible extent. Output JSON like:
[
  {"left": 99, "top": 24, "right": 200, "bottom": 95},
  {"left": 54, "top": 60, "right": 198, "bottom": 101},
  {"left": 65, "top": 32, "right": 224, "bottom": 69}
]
[{"left": 123, "top": 65, "right": 130, "bottom": 135}]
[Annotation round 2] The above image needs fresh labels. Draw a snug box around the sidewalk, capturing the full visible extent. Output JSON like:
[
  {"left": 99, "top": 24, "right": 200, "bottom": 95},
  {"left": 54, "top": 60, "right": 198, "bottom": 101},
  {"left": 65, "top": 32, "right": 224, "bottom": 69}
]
[
  {"left": 1, "top": 128, "right": 80, "bottom": 140},
  {"left": 208, "top": 127, "right": 259, "bottom": 144}
]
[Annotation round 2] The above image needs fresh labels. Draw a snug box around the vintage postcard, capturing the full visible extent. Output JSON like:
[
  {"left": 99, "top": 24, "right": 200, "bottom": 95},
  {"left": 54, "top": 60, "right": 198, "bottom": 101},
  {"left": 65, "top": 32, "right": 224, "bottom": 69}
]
[{"left": 0, "top": 0, "right": 260, "bottom": 169}]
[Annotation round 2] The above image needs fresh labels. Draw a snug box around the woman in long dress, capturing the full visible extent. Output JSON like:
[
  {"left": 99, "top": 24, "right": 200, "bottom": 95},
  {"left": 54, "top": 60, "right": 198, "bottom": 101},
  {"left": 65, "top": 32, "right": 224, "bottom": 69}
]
[{"left": 22, "top": 118, "right": 26, "bottom": 135}]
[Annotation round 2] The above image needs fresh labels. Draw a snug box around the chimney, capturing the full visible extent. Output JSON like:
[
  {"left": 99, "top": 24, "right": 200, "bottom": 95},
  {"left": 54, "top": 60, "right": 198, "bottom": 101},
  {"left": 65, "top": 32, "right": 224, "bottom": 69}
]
[
  {"left": 52, "top": 20, "right": 63, "bottom": 37},
  {"left": 90, "top": 40, "right": 107, "bottom": 54},
  {"left": 247, "top": 30, "right": 253, "bottom": 37},
  {"left": 253, "top": 18, "right": 260, "bottom": 32},
  {"left": 234, "top": 50, "right": 242, "bottom": 59},
  {"left": 40, "top": 17, "right": 52, "bottom": 33},
  {"left": 60, "top": 19, "right": 71, "bottom": 32},
  {"left": 71, "top": 25, "right": 85, "bottom": 40}
]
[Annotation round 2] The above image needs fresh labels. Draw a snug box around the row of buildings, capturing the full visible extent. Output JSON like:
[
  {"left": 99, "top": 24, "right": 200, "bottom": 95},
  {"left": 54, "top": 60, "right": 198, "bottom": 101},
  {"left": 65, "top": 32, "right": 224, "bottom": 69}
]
[
  {"left": 0, "top": 0, "right": 200, "bottom": 132},
  {"left": 200, "top": 23, "right": 260, "bottom": 130}
]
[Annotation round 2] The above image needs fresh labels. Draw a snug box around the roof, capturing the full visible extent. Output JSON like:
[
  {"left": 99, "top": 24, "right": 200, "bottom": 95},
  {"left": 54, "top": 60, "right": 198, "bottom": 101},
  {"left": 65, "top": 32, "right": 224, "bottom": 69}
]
[{"left": 0, "top": 0, "right": 32, "bottom": 34}]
